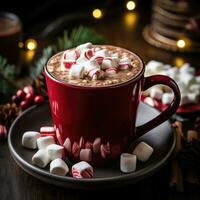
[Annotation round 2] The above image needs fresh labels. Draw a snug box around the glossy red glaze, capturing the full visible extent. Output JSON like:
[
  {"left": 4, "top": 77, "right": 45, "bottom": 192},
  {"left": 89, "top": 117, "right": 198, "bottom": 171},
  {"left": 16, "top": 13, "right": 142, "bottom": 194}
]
[{"left": 44, "top": 46, "right": 180, "bottom": 165}]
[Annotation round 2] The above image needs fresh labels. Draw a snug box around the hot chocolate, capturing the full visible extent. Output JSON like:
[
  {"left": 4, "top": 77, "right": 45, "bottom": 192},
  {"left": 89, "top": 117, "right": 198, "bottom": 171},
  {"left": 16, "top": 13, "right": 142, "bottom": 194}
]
[{"left": 46, "top": 43, "right": 143, "bottom": 87}]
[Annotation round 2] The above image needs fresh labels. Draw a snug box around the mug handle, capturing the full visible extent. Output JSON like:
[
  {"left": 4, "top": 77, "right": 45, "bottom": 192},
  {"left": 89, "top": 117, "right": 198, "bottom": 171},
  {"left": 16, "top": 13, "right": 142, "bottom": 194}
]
[{"left": 134, "top": 75, "right": 180, "bottom": 139}]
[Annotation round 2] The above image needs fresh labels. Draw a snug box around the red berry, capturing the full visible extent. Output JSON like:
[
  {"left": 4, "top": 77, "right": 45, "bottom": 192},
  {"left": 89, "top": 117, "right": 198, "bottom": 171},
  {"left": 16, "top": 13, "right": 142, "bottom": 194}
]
[
  {"left": 23, "top": 85, "right": 34, "bottom": 95},
  {"left": 34, "top": 96, "right": 45, "bottom": 105},
  {"left": 16, "top": 89, "right": 26, "bottom": 100},
  {"left": 25, "top": 93, "right": 34, "bottom": 103},
  {"left": 20, "top": 101, "right": 29, "bottom": 110}
]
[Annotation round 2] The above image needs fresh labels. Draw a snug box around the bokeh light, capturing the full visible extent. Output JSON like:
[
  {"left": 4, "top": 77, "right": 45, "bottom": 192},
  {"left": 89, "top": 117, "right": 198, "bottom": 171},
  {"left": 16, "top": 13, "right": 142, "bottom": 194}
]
[
  {"left": 92, "top": 9, "right": 103, "bottom": 19},
  {"left": 25, "top": 39, "right": 37, "bottom": 50},
  {"left": 126, "top": 1, "right": 136, "bottom": 11}
]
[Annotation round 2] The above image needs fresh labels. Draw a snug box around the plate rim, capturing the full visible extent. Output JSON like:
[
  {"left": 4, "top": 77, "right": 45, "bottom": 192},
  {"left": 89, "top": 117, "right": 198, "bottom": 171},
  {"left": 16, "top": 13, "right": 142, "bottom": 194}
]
[{"left": 8, "top": 102, "right": 176, "bottom": 188}]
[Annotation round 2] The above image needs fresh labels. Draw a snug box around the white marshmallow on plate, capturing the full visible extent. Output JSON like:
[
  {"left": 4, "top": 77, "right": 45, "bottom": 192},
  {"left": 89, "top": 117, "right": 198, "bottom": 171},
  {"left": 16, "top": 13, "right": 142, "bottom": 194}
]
[
  {"left": 180, "top": 73, "right": 196, "bottom": 87},
  {"left": 149, "top": 87, "right": 163, "bottom": 100},
  {"left": 180, "top": 63, "right": 195, "bottom": 75},
  {"left": 162, "top": 93, "right": 174, "bottom": 105},
  {"left": 32, "top": 149, "right": 50, "bottom": 168},
  {"left": 22, "top": 131, "right": 40, "bottom": 149},
  {"left": 69, "top": 64, "right": 85, "bottom": 79},
  {"left": 72, "top": 161, "right": 94, "bottom": 178},
  {"left": 145, "top": 60, "right": 164, "bottom": 73},
  {"left": 37, "top": 136, "right": 55, "bottom": 149},
  {"left": 46, "top": 144, "right": 64, "bottom": 161},
  {"left": 133, "top": 142, "right": 154, "bottom": 162},
  {"left": 120, "top": 153, "right": 137, "bottom": 173},
  {"left": 50, "top": 158, "right": 69, "bottom": 176}
]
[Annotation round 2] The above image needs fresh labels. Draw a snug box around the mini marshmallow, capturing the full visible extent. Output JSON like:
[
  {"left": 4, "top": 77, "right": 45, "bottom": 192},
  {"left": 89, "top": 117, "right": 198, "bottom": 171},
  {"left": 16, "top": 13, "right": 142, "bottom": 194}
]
[
  {"left": 180, "top": 63, "right": 195, "bottom": 75},
  {"left": 133, "top": 142, "right": 154, "bottom": 162},
  {"left": 72, "top": 161, "right": 93, "bottom": 178},
  {"left": 64, "top": 50, "right": 77, "bottom": 62},
  {"left": 46, "top": 144, "right": 64, "bottom": 160},
  {"left": 37, "top": 136, "right": 55, "bottom": 149},
  {"left": 111, "top": 52, "right": 119, "bottom": 59},
  {"left": 22, "top": 131, "right": 40, "bottom": 149},
  {"left": 60, "top": 50, "right": 77, "bottom": 71},
  {"left": 118, "top": 57, "right": 131, "bottom": 70},
  {"left": 76, "top": 42, "right": 92, "bottom": 53},
  {"left": 180, "top": 73, "right": 196, "bottom": 86},
  {"left": 50, "top": 158, "right": 69, "bottom": 176},
  {"left": 149, "top": 87, "right": 163, "bottom": 100},
  {"left": 120, "top": 153, "right": 137, "bottom": 173},
  {"left": 94, "top": 49, "right": 109, "bottom": 57},
  {"left": 40, "top": 126, "right": 55, "bottom": 135},
  {"left": 93, "top": 137, "right": 101, "bottom": 153},
  {"left": 102, "top": 57, "right": 118, "bottom": 70},
  {"left": 145, "top": 60, "right": 164, "bottom": 73},
  {"left": 69, "top": 64, "right": 85, "bottom": 79},
  {"left": 32, "top": 149, "right": 50, "bottom": 168},
  {"left": 162, "top": 93, "right": 174, "bottom": 105},
  {"left": 80, "top": 149, "right": 92, "bottom": 162},
  {"left": 63, "top": 137, "right": 71, "bottom": 153}
]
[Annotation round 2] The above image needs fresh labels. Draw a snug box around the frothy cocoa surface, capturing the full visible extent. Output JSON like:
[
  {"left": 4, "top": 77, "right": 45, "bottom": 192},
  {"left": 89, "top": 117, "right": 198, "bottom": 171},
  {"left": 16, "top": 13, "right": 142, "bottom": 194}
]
[{"left": 46, "top": 46, "right": 143, "bottom": 87}]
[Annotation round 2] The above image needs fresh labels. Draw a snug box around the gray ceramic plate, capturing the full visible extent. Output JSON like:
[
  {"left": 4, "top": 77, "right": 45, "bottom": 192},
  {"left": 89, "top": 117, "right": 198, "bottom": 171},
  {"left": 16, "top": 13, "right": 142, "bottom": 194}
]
[{"left": 8, "top": 102, "right": 175, "bottom": 189}]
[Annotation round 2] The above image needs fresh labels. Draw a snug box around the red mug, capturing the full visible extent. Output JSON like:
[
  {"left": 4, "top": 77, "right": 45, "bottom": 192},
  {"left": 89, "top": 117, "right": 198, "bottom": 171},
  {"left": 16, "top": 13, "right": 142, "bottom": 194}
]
[{"left": 44, "top": 45, "right": 180, "bottom": 165}]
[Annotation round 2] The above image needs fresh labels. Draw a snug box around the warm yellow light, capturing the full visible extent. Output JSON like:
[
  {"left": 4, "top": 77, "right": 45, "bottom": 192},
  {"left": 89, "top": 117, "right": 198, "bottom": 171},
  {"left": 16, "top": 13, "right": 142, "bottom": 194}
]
[
  {"left": 25, "top": 39, "right": 37, "bottom": 50},
  {"left": 92, "top": 9, "right": 103, "bottom": 19},
  {"left": 124, "top": 12, "right": 138, "bottom": 30},
  {"left": 174, "top": 57, "right": 185, "bottom": 67},
  {"left": 176, "top": 39, "right": 186, "bottom": 48},
  {"left": 126, "top": 1, "right": 136, "bottom": 11},
  {"left": 18, "top": 42, "right": 24, "bottom": 48}
]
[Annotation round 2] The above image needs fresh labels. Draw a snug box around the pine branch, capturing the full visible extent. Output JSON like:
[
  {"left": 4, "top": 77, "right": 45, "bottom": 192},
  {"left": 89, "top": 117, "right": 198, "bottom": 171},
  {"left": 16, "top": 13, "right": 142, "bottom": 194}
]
[
  {"left": 0, "top": 55, "right": 18, "bottom": 103},
  {"left": 30, "top": 46, "right": 53, "bottom": 79},
  {"left": 54, "top": 26, "right": 104, "bottom": 52}
]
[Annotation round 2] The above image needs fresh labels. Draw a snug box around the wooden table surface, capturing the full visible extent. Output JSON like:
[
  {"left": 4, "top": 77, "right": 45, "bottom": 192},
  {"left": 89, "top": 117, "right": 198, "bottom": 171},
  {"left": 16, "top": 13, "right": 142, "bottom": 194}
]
[{"left": 0, "top": 5, "right": 200, "bottom": 200}]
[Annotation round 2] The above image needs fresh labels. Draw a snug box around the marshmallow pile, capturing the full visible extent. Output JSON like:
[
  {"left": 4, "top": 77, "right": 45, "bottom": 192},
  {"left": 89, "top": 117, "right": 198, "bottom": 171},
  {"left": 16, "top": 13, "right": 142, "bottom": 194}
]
[
  {"left": 61, "top": 42, "right": 132, "bottom": 80},
  {"left": 120, "top": 142, "right": 154, "bottom": 173},
  {"left": 22, "top": 126, "right": 93, "bottom": 178},
  {"left": 144, "top": 60, "right": 200, "bottom": 106}
]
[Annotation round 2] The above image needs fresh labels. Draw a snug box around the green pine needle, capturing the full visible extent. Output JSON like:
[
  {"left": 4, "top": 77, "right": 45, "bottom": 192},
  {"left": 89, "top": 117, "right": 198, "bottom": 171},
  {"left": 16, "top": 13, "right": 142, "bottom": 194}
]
[{"left": 0, "top": 55, "right": 18, "bottom": 103}]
